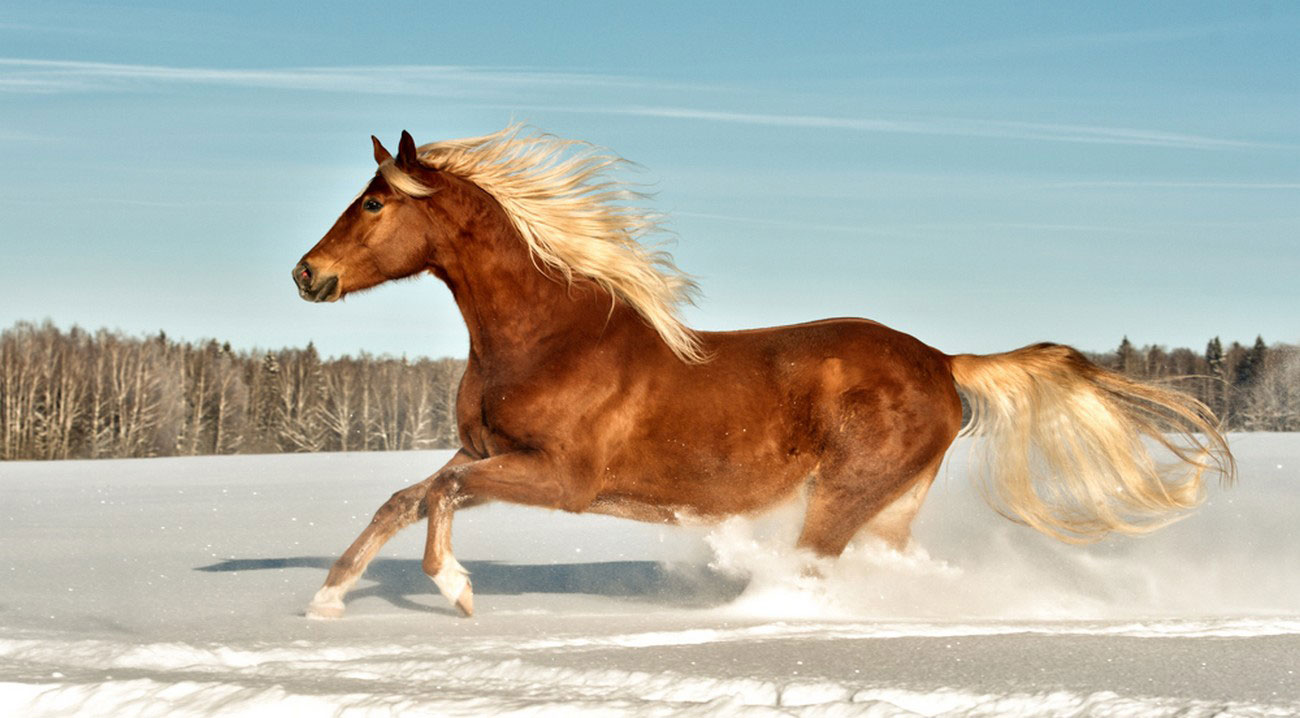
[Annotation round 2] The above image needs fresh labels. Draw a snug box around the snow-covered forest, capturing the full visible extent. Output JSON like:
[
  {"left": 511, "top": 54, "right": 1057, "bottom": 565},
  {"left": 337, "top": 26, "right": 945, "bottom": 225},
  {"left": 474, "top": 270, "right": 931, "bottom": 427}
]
[
  {"left": 0, "top": 322, "right": 463, "bottom": 461},
  {"left": 1, "top": 320, "right": 1297, "bottom": 461}
]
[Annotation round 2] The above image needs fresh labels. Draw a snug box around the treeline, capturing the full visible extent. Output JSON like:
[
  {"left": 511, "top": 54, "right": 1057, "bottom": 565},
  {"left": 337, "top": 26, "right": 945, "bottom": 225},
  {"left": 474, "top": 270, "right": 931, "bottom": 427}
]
[
  {"left": 1082, "top": 335, "right": 1300, "bottom": 432},
  {"left": 1, "top": 321, "right": 463, "bottom": 461},
  {"left": 2, "top": 321, "right": 1298, "bottom": 461}
]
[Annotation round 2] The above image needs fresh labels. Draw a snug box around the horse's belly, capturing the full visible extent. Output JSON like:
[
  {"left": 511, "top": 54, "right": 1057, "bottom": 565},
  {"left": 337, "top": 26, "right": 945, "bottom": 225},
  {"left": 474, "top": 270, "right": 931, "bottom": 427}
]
[{"left": 595, "top": 453, "right": 813, "bottom": 520}]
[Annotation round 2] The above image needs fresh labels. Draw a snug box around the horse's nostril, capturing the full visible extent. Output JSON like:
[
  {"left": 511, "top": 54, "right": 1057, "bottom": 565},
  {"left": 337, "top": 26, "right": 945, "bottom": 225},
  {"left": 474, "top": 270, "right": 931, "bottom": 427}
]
[{"left": 294, "top": 261, "right": 313, "bottom": 287}]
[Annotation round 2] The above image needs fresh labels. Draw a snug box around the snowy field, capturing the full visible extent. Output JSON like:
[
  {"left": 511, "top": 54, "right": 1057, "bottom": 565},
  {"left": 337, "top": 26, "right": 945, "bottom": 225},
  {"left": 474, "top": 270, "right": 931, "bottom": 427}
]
[{"left": 1, "top": 435, "right": 1297, "bottom": 717}]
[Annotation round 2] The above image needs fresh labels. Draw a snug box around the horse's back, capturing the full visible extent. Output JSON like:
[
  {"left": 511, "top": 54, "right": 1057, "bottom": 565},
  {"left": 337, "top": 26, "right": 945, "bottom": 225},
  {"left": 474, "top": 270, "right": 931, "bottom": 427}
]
[
  {"left": 700, "top": 317, "right": 958, "bottom": 412},
  {"left": 703, "top": 316, "right": 950, "bottom": 376},
  {"left": 710, "top": 316, "right": 961, "bottom": 456}
]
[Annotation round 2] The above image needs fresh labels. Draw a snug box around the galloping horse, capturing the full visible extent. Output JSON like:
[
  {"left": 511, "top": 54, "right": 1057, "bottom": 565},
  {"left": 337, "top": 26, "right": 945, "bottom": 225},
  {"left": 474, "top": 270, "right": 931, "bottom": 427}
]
[{"left": 293, "top": 126, "right": 1233, "bottom": 618}]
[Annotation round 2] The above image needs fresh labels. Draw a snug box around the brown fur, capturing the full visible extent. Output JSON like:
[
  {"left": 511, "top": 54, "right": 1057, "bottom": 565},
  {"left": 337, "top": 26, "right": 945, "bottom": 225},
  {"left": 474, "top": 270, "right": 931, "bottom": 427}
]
[{"left": 296, "top": 130, "right": 1233, "bottom": 618}]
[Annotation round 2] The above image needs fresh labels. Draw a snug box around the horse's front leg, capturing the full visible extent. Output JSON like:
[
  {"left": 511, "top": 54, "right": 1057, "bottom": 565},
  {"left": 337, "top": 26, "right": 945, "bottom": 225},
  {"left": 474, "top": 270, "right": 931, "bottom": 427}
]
[
  {"left": 422, "top": 451, "right": 591, "bottom": 617},
  {"left": 306, "top": 450, "right": 475, "bottom": 619}
]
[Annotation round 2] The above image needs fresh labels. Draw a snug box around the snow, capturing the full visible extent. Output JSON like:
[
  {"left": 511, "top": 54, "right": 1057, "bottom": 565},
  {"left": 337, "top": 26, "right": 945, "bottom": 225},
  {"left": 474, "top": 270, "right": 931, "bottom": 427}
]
[{"left": 1, "top": 434, "right": 1297, "bottom": 716}]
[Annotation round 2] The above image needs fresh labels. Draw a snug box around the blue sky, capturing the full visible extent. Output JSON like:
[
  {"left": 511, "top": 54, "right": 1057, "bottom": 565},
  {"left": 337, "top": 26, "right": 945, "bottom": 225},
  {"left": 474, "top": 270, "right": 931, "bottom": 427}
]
[{"left": 2, "top": 2, "right": 1297, "bottom": 358}]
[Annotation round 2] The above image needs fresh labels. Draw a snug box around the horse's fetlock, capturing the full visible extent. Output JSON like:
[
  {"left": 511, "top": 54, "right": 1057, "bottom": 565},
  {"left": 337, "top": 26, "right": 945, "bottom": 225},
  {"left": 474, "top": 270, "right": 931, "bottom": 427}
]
[{"left": 421, "top": 556, "right": 442, "bottom": 578}]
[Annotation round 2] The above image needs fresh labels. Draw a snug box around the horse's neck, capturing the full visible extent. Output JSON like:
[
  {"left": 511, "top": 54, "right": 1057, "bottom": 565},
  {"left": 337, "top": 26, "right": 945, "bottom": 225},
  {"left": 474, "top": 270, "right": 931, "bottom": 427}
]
[{"left": 432, "top": 193, "right": 619, "bottom": 366}]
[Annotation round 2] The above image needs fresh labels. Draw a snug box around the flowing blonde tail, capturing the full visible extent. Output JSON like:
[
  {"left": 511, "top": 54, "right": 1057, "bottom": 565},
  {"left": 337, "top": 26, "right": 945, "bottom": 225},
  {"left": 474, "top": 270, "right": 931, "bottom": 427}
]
[{"left": 950, "top": 343, "right": 1235, "bottom": 543}]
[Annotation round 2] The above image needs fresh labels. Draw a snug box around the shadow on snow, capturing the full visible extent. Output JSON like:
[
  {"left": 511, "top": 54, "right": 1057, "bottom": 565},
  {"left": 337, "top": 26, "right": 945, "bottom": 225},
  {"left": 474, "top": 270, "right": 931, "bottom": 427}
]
[{"left": 195, "top": 557, "right": 748, "bottom": 614}]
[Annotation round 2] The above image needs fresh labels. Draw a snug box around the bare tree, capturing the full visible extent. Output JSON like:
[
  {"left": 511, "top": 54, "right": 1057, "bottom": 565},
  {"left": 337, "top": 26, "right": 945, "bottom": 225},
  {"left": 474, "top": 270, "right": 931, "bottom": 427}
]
[
  {"left": 318, "top": 358, "right": 359, "bottom": 452},
  {"left": 276, "top": 347, "right": 327, "bottom": 453},
  {"left": 430, "top": 358, "right": 463, "bottom": 447},
  {"left": 209, "top": 347, "right": 248, "bottom": 454},
  {"left": 1242, "top": 345, "right": 1300, "bottom": 431}
]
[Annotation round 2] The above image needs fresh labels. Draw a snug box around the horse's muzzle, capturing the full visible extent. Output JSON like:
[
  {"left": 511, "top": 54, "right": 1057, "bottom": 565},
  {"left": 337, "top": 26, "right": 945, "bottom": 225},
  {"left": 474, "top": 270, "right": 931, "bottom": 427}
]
[{"left": 293, "top": 261, "right": 340, "bottom": 303}]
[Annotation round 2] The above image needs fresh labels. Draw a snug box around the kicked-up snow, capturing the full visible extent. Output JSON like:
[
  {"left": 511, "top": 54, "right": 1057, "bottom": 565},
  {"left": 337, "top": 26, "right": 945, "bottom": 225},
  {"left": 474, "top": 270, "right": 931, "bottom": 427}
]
[{"left": 1, "top": 435, "right": 1297, "bottom": 716}]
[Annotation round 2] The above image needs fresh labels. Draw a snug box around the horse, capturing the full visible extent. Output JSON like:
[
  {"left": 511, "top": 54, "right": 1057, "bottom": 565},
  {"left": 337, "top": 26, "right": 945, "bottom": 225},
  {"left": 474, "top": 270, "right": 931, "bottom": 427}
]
[{"left": 292, "top": 125, "right": 1234, "bottom": 619}]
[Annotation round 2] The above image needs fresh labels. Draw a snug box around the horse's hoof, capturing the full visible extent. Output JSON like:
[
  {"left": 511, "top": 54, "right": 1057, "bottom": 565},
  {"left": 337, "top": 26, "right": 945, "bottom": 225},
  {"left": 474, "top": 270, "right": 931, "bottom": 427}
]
[
  {"left": 431, "top": 558, "right": 474, "bottom": 616},
  {"left": 454, "top": 583, "right": 474, "bottom": 617},
  {"left": 306, "top": 599, "right": 345, "bottom": 620}
]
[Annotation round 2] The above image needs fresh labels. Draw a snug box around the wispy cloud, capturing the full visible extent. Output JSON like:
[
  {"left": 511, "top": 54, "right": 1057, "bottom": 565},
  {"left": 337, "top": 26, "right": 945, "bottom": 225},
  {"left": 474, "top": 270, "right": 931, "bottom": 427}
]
[
  {"left": 0, "top": 126, "right": 45, "bottom": 142},
  {"left": 0, "top": 58, "right": 709, "bottom": 97},
  {"left": 0, "top": 21, "right": 98, "bottom": 35},
  {"left": 674, "top": 210, "right": 911, "bottom": 237},
  {"left": 1, "top": 58, "right": 1275, "bottom": 151},
  {"left": 872, "top": 20, "right": 1285, "bottom": 64},
  {"left": 591, "top": 106, "right": 1268, "bottom": 151},
  {"left": 1044, "top": 180, "right": 1300, "bottom": 190},
  {"left": 674, "top": 212, "right": 1158, "bottom": 238}
]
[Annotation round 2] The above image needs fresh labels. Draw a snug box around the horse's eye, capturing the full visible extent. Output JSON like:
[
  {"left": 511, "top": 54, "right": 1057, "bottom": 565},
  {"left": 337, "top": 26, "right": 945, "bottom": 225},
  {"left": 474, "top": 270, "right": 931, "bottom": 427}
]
[{"left": 363, "top": 198, "right": 383, "bottom": 212}]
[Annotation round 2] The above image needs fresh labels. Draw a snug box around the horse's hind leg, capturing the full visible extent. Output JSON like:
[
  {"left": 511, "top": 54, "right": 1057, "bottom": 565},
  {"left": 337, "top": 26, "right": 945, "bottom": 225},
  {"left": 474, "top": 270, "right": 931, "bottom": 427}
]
[
  {"left": 862, "top": 457, "right": 942, "bottom": 551},
  {"left": 306, "top": 450, "right": 473, "bottom": 619},
  {"left": 796, "top": 455, "right": 943, "bottom": 559}
]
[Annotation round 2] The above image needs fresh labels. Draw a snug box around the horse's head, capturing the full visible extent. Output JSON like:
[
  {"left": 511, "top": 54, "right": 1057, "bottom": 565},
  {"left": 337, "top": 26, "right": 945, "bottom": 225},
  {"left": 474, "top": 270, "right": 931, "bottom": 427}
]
[{"left": 293, "top": 131, "right": 443, "bottom": 302}]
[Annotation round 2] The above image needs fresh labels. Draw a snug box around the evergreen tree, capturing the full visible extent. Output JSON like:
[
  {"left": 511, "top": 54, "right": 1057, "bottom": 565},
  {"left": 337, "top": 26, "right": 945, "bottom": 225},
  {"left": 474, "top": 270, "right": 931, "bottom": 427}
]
[
  {"left": 1116, "top": 336, "right": 1139, "bottom": 374},
  {"left": 1203, "top": 337, "right": 1227, "bottom": 421},
  {"left": 1235, "top": 335, "right": 1267, "bottom": 387},
  {"left": 251, "top": 351, "right": 284, "bottom": 452},
  {"left": 1206, "top": 337, "right": 1224, "bottom": 376}
]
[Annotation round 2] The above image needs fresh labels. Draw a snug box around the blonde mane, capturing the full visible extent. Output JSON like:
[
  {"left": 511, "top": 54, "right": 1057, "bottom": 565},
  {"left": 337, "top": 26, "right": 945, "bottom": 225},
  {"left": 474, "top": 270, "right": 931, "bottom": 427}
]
[{"left": 379, "top": 124, "right": 707, "bottom": 364}]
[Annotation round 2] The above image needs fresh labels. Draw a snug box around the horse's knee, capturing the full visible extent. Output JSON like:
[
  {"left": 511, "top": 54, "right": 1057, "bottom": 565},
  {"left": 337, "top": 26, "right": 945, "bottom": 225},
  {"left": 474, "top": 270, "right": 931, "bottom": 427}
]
[{"left": 370, "top": 486, "right": 424, "bottom": 524}]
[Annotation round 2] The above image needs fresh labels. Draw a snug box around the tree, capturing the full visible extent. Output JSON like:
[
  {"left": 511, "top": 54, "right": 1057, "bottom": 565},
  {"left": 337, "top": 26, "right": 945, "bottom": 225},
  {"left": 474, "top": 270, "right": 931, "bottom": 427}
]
[
  {"left": 1204, "top": 336, "right": 1228, "bottom": 423},
  {"left": 1206, "top": 337, "right": 1224, "bottom": 375},
  {"left": 209, "top": 346, "right": 248, "bottom": 454},
  {"left": 1116, "top": 336, "right": 1140, "bottom": 375},
  {"left": 1235, "top": 335, "right": 1267, "bottom": 387},
  {"left": 277, "top": 345, "right": 326, "bottom": 452},
  {"left": 319, "top": 358, "right": 359, "bottom": 451},
  {"left": 1242, "top": 345, "right": 1300, "bottom": 431},
  {"left": 180, "top": 342, "right": 213, "bottom": 455},
  {"left": 249, "top": 352, "right": 285, "bottom": 453},
  {"left": 430, "top": 358, "right": 463, "bottom": 447}
]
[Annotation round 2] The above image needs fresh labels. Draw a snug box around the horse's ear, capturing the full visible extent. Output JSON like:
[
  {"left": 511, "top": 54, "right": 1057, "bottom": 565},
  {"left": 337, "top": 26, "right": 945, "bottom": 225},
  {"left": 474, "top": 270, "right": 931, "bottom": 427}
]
[
  {"left": 372, "top": 135, "right": 393, "bottom": 165},
  {"left": 396, "top": 130, "right": 419, "bottom": 170}
]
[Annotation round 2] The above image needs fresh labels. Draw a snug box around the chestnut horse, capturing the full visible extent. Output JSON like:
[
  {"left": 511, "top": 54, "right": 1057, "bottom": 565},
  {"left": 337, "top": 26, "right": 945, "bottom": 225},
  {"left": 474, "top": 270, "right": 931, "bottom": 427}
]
[{"left": 294, "top": 126, "right": 1233, "bottom": 618}]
